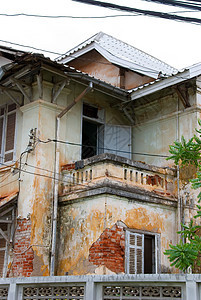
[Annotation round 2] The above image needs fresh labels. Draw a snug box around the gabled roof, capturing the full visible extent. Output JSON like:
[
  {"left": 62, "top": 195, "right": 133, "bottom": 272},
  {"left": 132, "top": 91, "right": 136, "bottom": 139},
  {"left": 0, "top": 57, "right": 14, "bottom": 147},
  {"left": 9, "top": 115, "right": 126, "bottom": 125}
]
[{"left": 57, "top": 32, "right": 178, "bottom": 79}]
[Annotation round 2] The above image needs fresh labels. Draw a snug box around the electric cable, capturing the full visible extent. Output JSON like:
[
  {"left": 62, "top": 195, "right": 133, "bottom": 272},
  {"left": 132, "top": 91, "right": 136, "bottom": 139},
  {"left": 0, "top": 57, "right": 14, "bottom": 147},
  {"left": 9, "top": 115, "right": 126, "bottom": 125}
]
[
  {"left": 37, "top": 137, "right": 169, "bottom": 158},
  {"left": 72, "top": 0, "right": 201, "bottom": 24},
  {"left": 139, "top": 0, "right": 201, "bottom": 12},
  {"left": 0, "top": 12, "right": 142, "bottom": 19},
  {"left": 0, "top": 179, "right": 19, "bottom": 188},
  {"left": 0, "top": 161, "right": 90, "bottom": 189}
]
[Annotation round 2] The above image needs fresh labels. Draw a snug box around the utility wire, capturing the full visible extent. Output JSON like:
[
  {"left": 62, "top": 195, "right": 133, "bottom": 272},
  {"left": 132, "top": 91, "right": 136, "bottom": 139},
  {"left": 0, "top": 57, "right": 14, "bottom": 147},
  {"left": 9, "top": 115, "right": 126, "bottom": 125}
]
[
  {"left": 0, "top": 178, "right": 19, "bottom": 188},
  {"left": 72, "top": 0, "right": 201, "bottom": 24},
  {"left": 0, "top": 12, "right": 141, "bottom": 19},
  {"left": 0, "top": 162, "right": 87, "bottom": 188},
  {"left": 0, "top": 39, "right": 62, "bottom": 56},
  {"left": 140, "top": 0, "right": 201, "bottom": 12},
  {"left": 38, "top": 137, "right": 169, "bottom": 158}
]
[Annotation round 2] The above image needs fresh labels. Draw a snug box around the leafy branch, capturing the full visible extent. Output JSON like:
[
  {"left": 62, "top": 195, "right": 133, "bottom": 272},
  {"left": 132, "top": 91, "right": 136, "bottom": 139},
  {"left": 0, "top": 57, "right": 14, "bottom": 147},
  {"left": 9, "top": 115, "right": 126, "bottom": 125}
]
[{"left": 164, "top": 121, "right": 201, "bottom": 272}]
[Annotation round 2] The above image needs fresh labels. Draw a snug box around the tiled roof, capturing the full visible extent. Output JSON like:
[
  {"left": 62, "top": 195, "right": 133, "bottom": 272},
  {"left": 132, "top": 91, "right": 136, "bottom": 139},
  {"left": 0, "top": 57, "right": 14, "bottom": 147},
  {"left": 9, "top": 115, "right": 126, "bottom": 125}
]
[{"left": 57, "top": 32, "right": 178, "bottom": 79}]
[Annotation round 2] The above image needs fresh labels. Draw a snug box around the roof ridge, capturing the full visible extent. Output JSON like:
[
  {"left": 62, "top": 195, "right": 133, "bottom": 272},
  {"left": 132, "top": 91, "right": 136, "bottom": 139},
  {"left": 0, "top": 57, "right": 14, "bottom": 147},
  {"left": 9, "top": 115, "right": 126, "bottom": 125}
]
[
  {"left": 56, "top": 32, "right": 103, "bottom": 61},
  {"left": 95, "top": 32, "right": 177, "bottom": 73}
]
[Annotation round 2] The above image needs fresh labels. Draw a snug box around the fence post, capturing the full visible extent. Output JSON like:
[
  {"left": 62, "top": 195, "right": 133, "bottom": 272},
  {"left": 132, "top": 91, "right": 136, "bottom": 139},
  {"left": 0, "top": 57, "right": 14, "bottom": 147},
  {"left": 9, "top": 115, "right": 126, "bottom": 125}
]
[
  {"left": 8, "top": 283, "right": 18, "bottom": 300},
  {"left": 85, "top": 280, "right": 95, "bottom": 300},
  {"left": 186, "top": 276, "right": 199, "bottom": 300}
]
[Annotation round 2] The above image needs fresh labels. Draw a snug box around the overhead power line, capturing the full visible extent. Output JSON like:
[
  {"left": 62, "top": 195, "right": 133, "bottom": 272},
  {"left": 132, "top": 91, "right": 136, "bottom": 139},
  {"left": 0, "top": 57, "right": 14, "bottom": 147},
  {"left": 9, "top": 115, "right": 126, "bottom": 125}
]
[
  {"left": 0, "top": 12, "right": 141, "bottom": 19},
  {"left": 38, "top": 137, "right": 169, "bottom": 158},
  {"left": 72, "top": 0, "right": 201, "bottom": 24},
  {"left": 140, "top": 0, "right": 201, "bottom": 12},
  {"left": 0, "top": 39, "right": 62, "bottom": 56}
]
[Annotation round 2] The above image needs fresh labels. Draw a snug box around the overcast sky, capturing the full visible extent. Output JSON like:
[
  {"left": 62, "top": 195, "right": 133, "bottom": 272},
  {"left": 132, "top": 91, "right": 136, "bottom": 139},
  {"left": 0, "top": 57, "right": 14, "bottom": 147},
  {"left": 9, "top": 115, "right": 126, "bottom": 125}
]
[{"left": 1, "top": 0, "right": 201, "bottom": 70}]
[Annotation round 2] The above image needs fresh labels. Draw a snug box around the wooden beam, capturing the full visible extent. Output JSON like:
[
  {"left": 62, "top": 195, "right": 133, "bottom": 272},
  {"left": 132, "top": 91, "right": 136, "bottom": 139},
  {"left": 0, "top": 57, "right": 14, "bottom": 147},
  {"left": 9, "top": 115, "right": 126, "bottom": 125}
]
[
  {"left": 0, "top": 228, "right": 9, "bottom": 243},
  {"left": 0, "top": 219, "right": 13, "bottom": 224},
  {"left": 1, "top": 65, "right": 32, "bottom": 87},
  {"left": 0, "top": 206, "right": 15, "bottom": 217},
  {"left": 52, "top": 80, "right": 67, "bottom": 103},
  {"left": 123, "top": 107, "right": 135, "bottom": 124},
  {"left": 175, "top": 86, "right": 190, "bottom": 108},
  {"left": 11, "top": 77, "right": 32, "bottom": 102},
  {"left": 41, "top": 63, "right": 69, "bottom": 79},
  {"left": 3, "top": 90, "right": 21, "bottom": 107},
  {"left": 58, "top": 82, "right": 93, "bottom": 118},
  {"left": 37, "top": 72, "right": 43, "bottom": 99}
]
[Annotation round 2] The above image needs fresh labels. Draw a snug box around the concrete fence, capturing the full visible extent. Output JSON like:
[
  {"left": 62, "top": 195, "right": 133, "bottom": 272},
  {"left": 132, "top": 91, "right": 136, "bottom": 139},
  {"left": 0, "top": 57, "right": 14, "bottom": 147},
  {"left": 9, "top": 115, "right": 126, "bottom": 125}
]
[{"left": 0, "top": 274, "right": 201, "bottom": 300}]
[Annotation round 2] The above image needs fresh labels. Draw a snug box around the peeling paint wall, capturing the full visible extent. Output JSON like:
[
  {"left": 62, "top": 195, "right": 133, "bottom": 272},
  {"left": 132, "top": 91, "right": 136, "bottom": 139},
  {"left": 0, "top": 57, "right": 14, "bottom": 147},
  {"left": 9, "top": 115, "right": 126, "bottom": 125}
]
[
  {"left": 132, "top": 86, "right": 198, "bottom": 167},
  {"left": 68, "top": 50, "right": 154, "bottom": 89},
  {"left": 58, "top": 195, "right": 176, "bottom": 275}
]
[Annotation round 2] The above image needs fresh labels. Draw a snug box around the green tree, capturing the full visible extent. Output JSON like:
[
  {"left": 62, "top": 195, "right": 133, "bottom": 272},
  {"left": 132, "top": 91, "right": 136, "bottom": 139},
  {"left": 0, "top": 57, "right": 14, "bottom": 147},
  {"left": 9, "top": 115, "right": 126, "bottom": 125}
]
[{"left": 164, "top": 120, "right": 201, "bottom": 272}]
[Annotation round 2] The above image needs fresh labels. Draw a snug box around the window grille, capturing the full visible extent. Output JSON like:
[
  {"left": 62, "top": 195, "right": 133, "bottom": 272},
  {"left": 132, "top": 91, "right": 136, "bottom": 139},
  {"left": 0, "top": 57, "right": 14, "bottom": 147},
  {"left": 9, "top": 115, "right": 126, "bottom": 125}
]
[
  {"left": 23, "top": 285, "right": 84, "bottom": 299},
  {"left": 0, "top": 287, "right": 8, "bottom": 299},
  {"left": 0, "top": 103, "right": 16, "bottom": 163},
  {"left": 125, "top": 230, "right": 160, "bottom": 274},
  {"left": 103, "top": 285, "right": 182, "bottom": 299}
]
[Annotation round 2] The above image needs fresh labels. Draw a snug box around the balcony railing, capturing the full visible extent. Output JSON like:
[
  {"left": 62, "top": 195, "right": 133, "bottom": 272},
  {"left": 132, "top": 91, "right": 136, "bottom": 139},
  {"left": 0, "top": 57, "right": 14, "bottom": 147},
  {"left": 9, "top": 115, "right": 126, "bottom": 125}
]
[{"left": 61, "top": 153, "right": 176, "bottom": 199}]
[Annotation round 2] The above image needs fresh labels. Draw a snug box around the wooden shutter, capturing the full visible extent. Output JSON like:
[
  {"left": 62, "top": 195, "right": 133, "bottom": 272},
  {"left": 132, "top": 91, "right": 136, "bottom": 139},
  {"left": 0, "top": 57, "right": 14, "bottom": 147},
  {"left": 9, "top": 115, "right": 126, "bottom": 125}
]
[
  {"left": 0, "top": 224, "right": 7, "bottom": 277},
  {"left": 155, "top": 234, "right": 161, "bottom": 274},
  {"left": 4, "top": 109, "right": 16, "bottom": 162},
  {"left": 126, "top": 231, "right": 144, "bottom": 274},
  {"left": 0, "top": 117, "right": 3, "bottom": 156}
]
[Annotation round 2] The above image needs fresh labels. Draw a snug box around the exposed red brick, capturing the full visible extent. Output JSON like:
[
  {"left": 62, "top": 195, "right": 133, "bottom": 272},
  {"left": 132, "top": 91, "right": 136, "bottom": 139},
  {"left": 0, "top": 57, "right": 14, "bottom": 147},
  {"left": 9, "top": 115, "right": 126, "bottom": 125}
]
[
  {"left": 8, "top": 218, "right": 34, "bottom": 278},
  {"left": 61, "top": 163, "right": 75, "bottom": 171},
  {"left": 89, "top": 222, "right": 125, "bottom": 273}
]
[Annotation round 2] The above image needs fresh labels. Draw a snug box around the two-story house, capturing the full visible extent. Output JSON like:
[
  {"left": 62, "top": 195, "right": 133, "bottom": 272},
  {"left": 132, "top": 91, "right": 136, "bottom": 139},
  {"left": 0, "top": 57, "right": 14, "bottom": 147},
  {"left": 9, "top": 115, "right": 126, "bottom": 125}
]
[{"left": 0, "top": 33, "right": 200, "bottom": 278}]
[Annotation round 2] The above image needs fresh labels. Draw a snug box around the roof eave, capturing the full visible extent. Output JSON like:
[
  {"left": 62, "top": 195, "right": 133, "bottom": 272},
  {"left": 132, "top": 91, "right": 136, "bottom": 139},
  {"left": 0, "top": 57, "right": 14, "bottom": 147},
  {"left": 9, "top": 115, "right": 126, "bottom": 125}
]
[{"left": 130, "top": 69, "right": 192, "bottom": 101}]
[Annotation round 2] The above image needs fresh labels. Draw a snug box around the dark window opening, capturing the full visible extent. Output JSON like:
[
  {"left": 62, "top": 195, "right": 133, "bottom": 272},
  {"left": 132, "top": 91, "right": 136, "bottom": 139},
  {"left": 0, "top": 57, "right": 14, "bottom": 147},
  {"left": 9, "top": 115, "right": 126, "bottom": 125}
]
[
  {"left": 82, "top": 120, "right": 98, "bottom": 159},
  {"left": 144, "top": 235, "right": 155, "bottom": 274},
  {"left": 83, "top": 103, "right": 98, "bottom": 119}
]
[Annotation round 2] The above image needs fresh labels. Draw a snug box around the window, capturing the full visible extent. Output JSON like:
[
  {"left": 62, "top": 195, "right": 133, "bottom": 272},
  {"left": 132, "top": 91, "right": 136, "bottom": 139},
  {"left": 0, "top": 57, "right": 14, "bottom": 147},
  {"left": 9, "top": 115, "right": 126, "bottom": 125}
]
[
  {"left": 81, "top": 103, "right": 132, "bottom": 160},
  {"left": 82, "top": 103, "right": 104, "bottom": 159},
  {"left": 0, "top": 103, "right": 16, "bottom": 163},
  {"left": 125, "top": 230, "right": 160, "bottom": 274}
]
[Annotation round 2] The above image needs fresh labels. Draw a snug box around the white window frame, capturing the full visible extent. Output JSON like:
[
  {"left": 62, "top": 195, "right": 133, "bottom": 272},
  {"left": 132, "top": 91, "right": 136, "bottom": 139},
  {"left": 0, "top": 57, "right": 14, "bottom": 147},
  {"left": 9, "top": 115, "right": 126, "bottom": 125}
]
[
  {"left": 0, "top": 103, "right": 17, "bottom": 164},
  {"left": 125, "top": 229, "right": 161, "bottom": 274}
]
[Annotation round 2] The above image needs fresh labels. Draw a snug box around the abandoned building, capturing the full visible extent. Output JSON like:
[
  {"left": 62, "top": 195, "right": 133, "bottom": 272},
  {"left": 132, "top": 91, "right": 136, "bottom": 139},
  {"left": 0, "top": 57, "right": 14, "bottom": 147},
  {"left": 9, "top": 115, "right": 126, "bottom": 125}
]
[{"left": 0, "top": 32, "right": 201, "bottom": 278}]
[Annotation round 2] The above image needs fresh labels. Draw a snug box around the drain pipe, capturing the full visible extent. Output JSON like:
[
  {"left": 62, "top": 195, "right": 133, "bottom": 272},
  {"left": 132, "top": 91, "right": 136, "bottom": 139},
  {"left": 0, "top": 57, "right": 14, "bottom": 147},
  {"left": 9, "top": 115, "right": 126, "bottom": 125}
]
[
  {"left": 50, "top": 82, "right": 93, "bottom": 276},
  {"left": 176, "top": 97, "right": 181, "bottom": 239}
]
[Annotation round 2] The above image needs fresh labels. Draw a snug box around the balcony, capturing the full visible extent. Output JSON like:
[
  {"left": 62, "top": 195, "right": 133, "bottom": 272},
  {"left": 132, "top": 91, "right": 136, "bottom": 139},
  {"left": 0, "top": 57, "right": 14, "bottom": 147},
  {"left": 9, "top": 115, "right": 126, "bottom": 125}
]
[{"left": 60, "top": 153, "right": 177, "bottom": 206}]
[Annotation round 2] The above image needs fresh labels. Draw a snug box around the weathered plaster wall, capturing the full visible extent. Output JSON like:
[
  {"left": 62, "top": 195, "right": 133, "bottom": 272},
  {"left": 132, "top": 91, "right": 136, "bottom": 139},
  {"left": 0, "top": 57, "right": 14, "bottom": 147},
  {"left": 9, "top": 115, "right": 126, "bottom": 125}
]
[
  {"left": 58, "top": 195, "right": 176, "bottom": 275},
  {"left": 69, "top": 51, "right": 120, "bottom": 88},
  {"left": 68, "top": 50, "right": 154, "bottom": 89},
  {"left": 132, "top": 89, "right": 198, "bottom": 167},
  {"left": 124, "top": 70, "right": 153, "bottom": 90}
]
